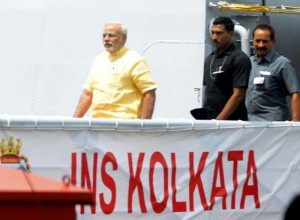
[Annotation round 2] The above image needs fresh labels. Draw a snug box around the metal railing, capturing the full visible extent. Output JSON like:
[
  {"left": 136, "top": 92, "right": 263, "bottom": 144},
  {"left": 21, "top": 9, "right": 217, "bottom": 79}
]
[{"left": 0, "top": 115, "right": 299, "bottom": 131}]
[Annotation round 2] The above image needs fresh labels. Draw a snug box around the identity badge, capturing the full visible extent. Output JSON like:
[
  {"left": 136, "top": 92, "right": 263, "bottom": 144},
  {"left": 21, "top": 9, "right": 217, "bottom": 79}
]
[{"left": 253, "top": 76, "right": 264, "bottom": 84}]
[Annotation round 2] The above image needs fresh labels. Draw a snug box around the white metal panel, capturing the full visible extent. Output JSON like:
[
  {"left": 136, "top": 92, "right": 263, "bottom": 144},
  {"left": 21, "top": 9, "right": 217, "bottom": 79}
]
[{"left": 0, "top": 0, "right": 206, "bottom": 119}]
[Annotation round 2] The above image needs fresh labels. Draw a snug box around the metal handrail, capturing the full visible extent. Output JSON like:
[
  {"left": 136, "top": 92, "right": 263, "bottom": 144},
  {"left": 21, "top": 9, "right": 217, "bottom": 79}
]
[{"left": 0, "top": 115, "right": 298, "bottom": 131}]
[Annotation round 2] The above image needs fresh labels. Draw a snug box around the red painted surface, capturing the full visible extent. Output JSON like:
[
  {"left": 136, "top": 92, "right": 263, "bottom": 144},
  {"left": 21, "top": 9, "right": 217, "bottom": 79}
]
[{"left": 0, "top": 166, "right": 93, "bottom": 220}]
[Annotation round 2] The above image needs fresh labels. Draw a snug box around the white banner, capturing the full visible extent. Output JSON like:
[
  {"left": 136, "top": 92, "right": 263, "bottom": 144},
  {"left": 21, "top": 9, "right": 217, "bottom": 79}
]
[{"left": 0, "top": 117, "right": 299, "bottom": 220}]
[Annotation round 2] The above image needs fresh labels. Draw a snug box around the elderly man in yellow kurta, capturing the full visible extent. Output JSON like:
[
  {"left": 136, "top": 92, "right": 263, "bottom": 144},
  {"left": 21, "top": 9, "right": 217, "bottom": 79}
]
[{"left": 74, "top": 22, "right": 157, "bottom": 119}]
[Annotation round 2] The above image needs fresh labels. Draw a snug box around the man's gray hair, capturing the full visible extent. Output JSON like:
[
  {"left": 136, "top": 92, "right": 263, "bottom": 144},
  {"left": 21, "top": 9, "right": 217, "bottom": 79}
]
[{"left": 105, "top": 22, "right": 128, "bottom": 35}]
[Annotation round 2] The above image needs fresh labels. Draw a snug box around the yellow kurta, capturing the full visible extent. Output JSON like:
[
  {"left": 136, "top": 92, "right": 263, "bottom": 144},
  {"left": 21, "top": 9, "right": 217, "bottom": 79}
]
[{"left": 84, "top": 46, "right": 157, "bottom": 119}]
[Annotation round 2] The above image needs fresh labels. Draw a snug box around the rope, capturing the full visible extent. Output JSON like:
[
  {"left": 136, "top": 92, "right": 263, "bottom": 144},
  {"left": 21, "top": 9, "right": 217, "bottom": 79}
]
[{"left": 209, "top": 1, "right": 300, "bottom": 15}]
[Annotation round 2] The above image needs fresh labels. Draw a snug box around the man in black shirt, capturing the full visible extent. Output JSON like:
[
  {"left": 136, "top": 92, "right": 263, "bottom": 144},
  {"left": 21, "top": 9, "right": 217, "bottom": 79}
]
[{"left": 202, "top": 17, "right": 251, "bottom": 120}]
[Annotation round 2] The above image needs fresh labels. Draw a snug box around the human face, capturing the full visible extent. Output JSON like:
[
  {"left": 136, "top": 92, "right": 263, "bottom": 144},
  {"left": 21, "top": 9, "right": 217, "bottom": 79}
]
[
  {"left": 211, "top": 24, "right": 233, "bottom": 52},
  {"left": 253, "top": 29, "right": 274, "bottom": 59},
  {"left": 102, "top": 24, "right": 126, "bottom": 54}
]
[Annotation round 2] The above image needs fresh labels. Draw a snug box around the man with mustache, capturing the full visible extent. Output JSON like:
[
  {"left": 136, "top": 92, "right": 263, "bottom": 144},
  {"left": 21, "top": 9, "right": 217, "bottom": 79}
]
[
  {"left": 74, "top": 22, "right": 157, "bottom": 119},
  {"left": 195, "top": 17, "right": 251, "bottom": 120},
  {"left": 246, "top": 24, "right": 300, "bottom": 121}
]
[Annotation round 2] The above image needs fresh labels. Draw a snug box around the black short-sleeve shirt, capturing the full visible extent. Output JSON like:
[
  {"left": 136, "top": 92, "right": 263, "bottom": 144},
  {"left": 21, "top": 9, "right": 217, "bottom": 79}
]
[{"left": 203, "top": 43, "right": 251, "bottom": 120}]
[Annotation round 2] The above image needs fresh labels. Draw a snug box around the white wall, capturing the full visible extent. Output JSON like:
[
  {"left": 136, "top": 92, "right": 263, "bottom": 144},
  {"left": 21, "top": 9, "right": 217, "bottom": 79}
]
[
  {"left": 0, "top": 0, "right": 206, "bottom": 119},
  {"left": 1, "top": 0, "right": 299, "bottom": 119}
]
